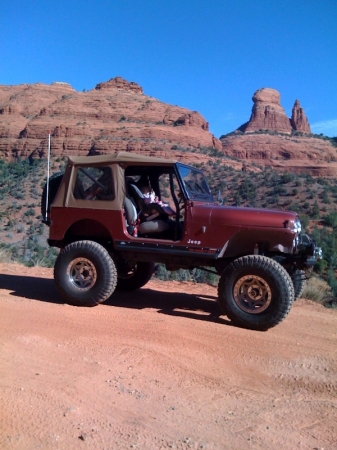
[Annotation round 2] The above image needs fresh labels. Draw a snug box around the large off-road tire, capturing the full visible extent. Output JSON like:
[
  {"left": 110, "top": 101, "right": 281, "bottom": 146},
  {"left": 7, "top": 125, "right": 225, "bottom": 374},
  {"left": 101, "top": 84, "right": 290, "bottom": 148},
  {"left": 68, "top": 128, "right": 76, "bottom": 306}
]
[
  {"left": 116, "top": 261, "right": 155, "bottom": 291},
  {"left": 290, "top": 269, "right": 306, "bottom": 300},
  {"left": 218, "top": 255, "right": 294, "bottom": 331},
  {"left": 54, "top": 240, "right": 117, "bottom": 306},
  {"left": 41, "top": 172, "right": 64, "bottom": 222}
]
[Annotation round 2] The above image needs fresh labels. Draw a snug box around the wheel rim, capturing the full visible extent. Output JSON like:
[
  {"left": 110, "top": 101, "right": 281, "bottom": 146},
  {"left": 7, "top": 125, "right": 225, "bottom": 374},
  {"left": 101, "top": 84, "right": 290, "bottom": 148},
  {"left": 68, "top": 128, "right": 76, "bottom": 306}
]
[
  {"left": 117, "top": 261, "right": 137, "bottom": 280},
  {"left": 233, "top": 274, "right": 272, "bottom": 314},
  {"left": 67, "top": 258, "right": 97, "bottom": 291},
  {"left": 119, "top": 268, "right": 136, "bottom": 280}
]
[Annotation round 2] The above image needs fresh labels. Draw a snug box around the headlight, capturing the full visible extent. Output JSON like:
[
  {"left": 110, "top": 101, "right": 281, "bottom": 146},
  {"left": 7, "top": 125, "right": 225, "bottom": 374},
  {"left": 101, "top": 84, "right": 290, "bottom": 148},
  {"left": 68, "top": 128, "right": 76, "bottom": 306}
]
[
  {"left": 286, "top": 217, "right": 302, "bottom": 234},
  {"left": 294, "top": 217, "right": 302, "bottom": 234}
]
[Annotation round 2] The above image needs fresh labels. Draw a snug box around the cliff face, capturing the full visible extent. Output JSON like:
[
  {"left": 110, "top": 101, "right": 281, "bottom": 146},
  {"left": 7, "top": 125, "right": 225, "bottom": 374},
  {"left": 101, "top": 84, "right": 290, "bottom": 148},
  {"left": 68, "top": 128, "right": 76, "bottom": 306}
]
[
  {"left": 221, "top": 133, "right": 337, "bottom": 176},
  {"left": 1, "top": 80, "right": 336, "bottom": 176},
  {"left": 0, "top": 77, "right": 221, "bottom": 161}
]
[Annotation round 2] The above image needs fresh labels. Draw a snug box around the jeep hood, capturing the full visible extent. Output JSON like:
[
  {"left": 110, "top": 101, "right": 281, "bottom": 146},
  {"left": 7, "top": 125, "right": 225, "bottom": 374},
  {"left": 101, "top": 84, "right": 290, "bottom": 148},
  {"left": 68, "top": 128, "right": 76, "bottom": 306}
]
[{"left": 207, "top": 204, "right": 298, "bottom": 228}]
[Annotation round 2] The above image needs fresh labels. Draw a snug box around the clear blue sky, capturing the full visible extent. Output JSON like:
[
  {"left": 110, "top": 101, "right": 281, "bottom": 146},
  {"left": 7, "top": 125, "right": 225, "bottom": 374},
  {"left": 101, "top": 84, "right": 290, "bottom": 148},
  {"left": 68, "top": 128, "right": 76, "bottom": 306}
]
[{"left": 1, "top": 0, "right": 336, "bottom": 137}]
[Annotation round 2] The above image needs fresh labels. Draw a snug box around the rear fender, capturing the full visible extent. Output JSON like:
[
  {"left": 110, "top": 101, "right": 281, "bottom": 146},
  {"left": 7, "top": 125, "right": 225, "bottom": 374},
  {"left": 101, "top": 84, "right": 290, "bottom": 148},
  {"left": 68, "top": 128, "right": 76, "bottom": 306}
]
[{"left": 63, "top": 219, "right": 112, "bottom": 246}]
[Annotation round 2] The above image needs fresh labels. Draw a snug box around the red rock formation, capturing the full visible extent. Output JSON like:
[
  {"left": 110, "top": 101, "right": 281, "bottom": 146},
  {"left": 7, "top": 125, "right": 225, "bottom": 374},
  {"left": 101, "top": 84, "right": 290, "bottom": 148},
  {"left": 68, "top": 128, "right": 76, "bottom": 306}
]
[
  {"left": 174, "top": 112, "right": 209, "bottom": 130},
  {"left": 291, "top": 99, "right": 311, "bottom": 133},
  {"left": 239, "top": 88, "right": 293, "bottom": 134},
  {"left": 218, "top": 87, "right": 337, "bottom": 175},
  {"left": 1, "top": 79, "right": 334, "bottom": 177},
  {"left": 220, "top": 133, "right": 337, "bottom": 176},
  {"left": 0, "top": 77, "right": 221, "bottom": 161},
  {"left": 238, "top": 88, "right": 312, "bottom": 136},
  {"left": 95, "top": 76, "right": 143, "bottom": 94}
]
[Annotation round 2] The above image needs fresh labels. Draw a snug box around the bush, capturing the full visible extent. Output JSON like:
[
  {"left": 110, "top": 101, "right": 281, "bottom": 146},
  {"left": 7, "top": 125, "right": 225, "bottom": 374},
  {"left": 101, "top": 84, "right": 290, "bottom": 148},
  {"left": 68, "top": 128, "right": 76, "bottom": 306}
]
[
  {"left": 24, "top": 208, "right": 35, "bottom": 217},
  {"left": 324, "top": 212, "right": 337, "bottom": 228},
  {"left": 327, "top": 269, "right": 337, "bottom": 297},
  {"left": 154, "top": 264, "right": 218, "bottom": 286},
  {"left": 299, "top": 214, "right": 309, "bottom": 230},
  {"left": 0, "top": 246, "right": 12, "bottom": 263},
  {"left": 302, "top": 276, "right": 332, "bottom": 303}
]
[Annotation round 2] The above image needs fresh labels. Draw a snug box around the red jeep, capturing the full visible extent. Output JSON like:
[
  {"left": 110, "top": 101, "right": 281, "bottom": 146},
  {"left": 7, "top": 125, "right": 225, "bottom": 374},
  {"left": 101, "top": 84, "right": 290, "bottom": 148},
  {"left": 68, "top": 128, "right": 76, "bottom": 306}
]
[{"left": 42, "top": 152, "right": 321, "bottom": 330}]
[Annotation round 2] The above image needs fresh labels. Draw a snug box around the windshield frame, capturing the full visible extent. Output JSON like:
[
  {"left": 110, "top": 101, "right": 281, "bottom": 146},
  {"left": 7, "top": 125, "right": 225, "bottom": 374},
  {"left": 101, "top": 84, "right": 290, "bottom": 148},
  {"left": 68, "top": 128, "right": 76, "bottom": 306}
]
[{"left": 176, "top": 163, "right": 214, "bottom": 203}]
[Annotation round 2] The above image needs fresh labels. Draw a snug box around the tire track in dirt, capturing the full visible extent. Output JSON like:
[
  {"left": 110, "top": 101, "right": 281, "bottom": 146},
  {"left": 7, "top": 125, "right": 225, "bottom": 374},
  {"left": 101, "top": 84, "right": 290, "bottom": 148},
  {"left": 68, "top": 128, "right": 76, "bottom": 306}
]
[{"left": 1, "top": 264, "right": 337, "bottom": 449}]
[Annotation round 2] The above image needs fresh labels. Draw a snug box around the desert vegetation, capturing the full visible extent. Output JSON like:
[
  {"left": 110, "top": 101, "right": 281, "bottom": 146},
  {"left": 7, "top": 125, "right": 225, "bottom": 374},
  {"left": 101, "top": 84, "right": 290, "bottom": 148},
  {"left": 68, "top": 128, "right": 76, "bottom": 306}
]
[
  {"left": 0, "top": 157, "right": 64, "bottom": 268},
  {"left": 220, "top": 130, "right": 337, "bottom": 147}
]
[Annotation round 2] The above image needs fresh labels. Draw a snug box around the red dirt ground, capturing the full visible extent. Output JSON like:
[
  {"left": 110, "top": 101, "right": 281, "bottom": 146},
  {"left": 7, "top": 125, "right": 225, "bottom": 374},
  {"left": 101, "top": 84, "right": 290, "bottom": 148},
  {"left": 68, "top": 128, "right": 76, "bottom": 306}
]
[{"left": 0, "top": 263, "right": 336, "bottom": 450}]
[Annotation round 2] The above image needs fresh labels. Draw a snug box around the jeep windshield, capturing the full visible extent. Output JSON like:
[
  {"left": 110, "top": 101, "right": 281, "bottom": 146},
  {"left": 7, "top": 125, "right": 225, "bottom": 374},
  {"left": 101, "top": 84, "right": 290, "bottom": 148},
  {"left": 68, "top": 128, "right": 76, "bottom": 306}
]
[{"left": 177, "top": 163, "right": 214, "bottom": 202}]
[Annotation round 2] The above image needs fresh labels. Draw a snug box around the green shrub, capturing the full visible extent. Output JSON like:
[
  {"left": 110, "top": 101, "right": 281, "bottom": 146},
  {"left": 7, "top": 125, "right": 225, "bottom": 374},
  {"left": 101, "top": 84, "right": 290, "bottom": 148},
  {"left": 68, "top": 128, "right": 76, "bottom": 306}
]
[
  {"left": 324, "top": 212, "right": 337, "bottom": 228},
  {"left": 302, "top": 276, "right": 332, "bottom": 303},
  {"left": 154, "top": 265, "right": 218, "bottom": 286},
  {"left": 24, "top": 208, "right": 35, "bottom": 216},
  {"left": 0, "top": 246, "right": 12, "bottom": 263}
]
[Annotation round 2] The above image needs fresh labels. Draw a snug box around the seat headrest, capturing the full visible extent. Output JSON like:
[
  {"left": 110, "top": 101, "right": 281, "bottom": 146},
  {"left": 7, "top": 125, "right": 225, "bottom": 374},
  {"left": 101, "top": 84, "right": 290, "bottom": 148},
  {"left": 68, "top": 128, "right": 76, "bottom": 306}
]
[{"left": 128, "top": 183, "right": 144, "bottom": 199}]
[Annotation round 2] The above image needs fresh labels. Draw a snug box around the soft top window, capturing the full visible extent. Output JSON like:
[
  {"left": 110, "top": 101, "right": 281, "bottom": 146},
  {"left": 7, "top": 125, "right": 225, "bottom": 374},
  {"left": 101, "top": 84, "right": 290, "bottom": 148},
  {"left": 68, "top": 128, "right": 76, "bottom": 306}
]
[{"left": 73, "top": 166, "right": 115, "bottom": 201}]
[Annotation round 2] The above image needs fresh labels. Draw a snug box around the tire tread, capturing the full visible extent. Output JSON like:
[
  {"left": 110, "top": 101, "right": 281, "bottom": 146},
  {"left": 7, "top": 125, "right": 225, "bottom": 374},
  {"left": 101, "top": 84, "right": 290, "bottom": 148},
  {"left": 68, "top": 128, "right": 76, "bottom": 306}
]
[
  {"left": 54, "top": 240, "right": 117, "bottom": 306},
  {"left": 218, "top": 255, "right": 294, "bottom": 330}
]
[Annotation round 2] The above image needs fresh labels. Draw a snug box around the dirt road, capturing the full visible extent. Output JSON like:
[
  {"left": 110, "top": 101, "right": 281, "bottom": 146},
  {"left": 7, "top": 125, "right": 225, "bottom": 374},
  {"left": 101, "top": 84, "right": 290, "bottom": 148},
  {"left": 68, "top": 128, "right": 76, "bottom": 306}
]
[{"left": 0, "top": 263, "right": 336, "bottom": 449}]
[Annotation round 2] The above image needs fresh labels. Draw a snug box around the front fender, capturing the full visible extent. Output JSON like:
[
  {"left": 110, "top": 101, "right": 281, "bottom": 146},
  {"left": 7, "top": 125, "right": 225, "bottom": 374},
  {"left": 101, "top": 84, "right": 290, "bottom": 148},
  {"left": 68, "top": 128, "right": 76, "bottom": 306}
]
[{"left": 219, "top": 227, "right": 296, "bottom": 258}]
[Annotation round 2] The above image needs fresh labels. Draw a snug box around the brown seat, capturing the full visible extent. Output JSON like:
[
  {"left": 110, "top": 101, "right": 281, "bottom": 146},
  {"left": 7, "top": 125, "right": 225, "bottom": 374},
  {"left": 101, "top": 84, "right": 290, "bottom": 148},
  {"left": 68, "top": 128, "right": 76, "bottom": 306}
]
[{"left": 125, "top": 183, "right": 170, "bottom": 236}]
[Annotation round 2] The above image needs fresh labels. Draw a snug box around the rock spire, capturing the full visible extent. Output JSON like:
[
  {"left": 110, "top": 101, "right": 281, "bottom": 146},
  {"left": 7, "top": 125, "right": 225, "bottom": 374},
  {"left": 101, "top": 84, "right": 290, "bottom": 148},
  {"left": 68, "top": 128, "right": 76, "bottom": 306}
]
[
  {"left": 238, "top": 88, "right": 311, "bottom": 134},
  {"left": 291, "top": 99, "right": 311, "bottom": 133}
]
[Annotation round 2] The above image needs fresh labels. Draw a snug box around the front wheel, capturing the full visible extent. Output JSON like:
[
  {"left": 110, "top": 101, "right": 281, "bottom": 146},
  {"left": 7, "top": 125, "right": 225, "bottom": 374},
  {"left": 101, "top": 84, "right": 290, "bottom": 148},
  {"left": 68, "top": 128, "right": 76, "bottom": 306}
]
[
  {"left": 218, "top": 255, "right": 294, "bottom": 331},
  {"left": 54, "top": 240, "right": 117, "bottom": 306},
  {"left": 290, "top": 269, "right": 306, "bottom": 300}
]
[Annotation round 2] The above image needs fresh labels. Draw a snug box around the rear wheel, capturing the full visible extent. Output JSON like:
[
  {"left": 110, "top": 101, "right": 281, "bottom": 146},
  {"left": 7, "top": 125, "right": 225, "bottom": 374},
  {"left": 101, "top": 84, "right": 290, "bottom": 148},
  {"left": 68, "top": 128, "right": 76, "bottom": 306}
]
[
  {"left": 117, "top": 261, "right": 155, "bottom": 291},
  {"left": 54, "top": 240, "right": 117, "bottom": 306},
  {"left": 218, "top": 255, "right": 294, "bottom": 331}
]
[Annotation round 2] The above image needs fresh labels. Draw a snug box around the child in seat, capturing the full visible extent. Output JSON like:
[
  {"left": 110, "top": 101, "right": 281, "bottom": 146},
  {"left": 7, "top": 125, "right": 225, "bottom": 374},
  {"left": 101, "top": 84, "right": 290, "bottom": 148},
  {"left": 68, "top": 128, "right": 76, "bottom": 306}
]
[{"left": 140, "top": 184, "right": 176, "bottom": 216}]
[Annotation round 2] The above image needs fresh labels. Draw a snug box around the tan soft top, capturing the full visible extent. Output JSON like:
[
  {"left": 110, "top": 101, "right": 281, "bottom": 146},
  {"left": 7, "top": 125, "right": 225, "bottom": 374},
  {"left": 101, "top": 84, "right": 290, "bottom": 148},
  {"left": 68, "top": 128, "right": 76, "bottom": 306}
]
[
  {"left": 67, "top": 152, "right": 177, "bottom": 166},
  {"left": 52, "top": 152, "right": 179, "bottom": 212}
]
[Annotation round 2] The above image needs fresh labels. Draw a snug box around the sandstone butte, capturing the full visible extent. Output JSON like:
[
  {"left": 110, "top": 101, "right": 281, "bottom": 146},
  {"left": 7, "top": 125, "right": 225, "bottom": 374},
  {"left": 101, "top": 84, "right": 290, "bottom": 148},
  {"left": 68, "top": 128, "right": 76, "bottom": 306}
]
[
  {"left": 0, "top": 77, "right": 222, "bottom": 166},
  {"left": 0, "top": 79, "right": 336, "bottom": 176},
  {"left": 221, "top": 87, "right": 337, "bottom": 176}
]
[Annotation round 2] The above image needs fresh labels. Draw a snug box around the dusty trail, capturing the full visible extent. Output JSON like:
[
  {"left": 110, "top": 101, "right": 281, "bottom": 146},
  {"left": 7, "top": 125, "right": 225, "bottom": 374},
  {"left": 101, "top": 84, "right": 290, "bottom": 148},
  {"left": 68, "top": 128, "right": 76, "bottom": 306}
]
[{"left": 0, "top": 263, "right": 336, "bottom": 449}]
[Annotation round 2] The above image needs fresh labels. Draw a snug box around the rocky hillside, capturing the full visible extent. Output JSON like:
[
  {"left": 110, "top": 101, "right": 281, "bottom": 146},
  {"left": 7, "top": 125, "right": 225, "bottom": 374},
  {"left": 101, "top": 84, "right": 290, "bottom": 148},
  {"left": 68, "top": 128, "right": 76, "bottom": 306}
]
[
  {"left": 0, "top": 77, "right": 221, "bottom": 162},
  {"left": 0, "top": 79, "right": 336, "bottom": 176},
  {"left": 221, "top": 133, "right": 337, "bottom": 176},
  {"left": 220, "top": 88, "right": 337, "bottom": 176}
]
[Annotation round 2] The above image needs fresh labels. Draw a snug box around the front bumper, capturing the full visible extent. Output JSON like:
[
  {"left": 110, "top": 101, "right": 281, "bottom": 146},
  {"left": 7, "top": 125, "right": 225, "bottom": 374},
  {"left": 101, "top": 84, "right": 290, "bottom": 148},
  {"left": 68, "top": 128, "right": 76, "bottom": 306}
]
[{"left": 296, "top": 233, "right": 322, "bottom": 267}]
